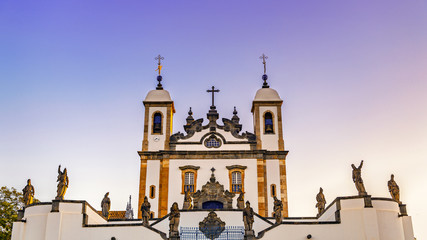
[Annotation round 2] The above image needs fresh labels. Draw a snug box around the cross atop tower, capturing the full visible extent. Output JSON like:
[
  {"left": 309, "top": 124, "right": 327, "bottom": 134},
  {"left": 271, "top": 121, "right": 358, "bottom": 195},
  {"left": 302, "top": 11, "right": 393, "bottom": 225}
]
[
  {"left": 155, "top": 54, "right": 164, "bottom": 90},
  {"left": 207, "top": 86, "right": 220, "bottom": 110},
  {"left": 259, "top": 53, "right": 269, "bottom": 88},
  {"left": 259, "top": 53, "right": 268, "bottom": 74}
]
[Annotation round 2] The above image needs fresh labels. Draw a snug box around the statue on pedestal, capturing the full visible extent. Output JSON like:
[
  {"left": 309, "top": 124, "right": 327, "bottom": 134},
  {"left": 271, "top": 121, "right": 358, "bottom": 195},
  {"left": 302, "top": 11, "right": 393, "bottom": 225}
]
[
  {"left": 101, "top": 192, "right": 111, "bottom": 218},
  {"left": 55, "top": 165, "right": 69, "bottom": 200},
  {"left": 22, "top": 179, "right": 35, "bottom": 206},
  {"left": 351, "top": 160, "right": 367, "bottom": 196},
  {"left": 315, "top": 187, "right": 326, "bottom": 216},
  {"left": 243, "top": 201, "right": 254, "bottom": 239},
  {"left": 141, "top": 196, "right": 151, "bottom": 226},
  {"left": 388, "top": 174, "right": 400, "bottom": 203},
  {"left": 273, "top": 196, "right": 283, "bottom": 224},
  {"left": 169, "top": 202, "right": 180, "bottom": 239},
  {"left": 183, "top": 190, "right": 193, "bottom": 210},
  {"left": 236, "top": 191, "right": 245, "bottom": 209}
]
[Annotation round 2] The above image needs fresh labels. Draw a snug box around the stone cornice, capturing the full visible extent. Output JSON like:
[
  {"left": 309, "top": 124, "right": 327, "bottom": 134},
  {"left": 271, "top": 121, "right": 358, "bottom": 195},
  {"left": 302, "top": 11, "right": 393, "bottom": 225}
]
[{"left": 138, "top": 150, "right": 288, "bottom": 160}]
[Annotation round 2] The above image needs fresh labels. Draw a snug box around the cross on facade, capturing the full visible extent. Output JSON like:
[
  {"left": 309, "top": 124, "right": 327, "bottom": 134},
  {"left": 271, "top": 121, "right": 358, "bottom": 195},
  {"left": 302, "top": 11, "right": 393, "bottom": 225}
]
[
  {"left": 207, "top": 86, "right": 220, "bottom": 109},
  {"left": 155, "top": 54, "right": 164, "bottom": 75},
  {"left": 259, "top": 53, "right": 268, "bottom": 74}
]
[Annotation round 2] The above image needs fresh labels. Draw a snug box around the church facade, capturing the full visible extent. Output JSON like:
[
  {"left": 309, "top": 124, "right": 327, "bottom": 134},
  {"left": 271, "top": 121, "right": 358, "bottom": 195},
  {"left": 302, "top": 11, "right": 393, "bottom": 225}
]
[
  {"left": 11, "top": 60, "right": 415, "bottom": 240},
  {"left": 138, "top": 76, "right": 288, "bottom": 219}
]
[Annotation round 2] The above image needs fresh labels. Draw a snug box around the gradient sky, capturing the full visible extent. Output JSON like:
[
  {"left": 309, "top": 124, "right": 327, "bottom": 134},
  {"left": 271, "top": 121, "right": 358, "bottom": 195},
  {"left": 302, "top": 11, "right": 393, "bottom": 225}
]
[{"left": 1, "top": 0, "right": 426, "bottom": 238}]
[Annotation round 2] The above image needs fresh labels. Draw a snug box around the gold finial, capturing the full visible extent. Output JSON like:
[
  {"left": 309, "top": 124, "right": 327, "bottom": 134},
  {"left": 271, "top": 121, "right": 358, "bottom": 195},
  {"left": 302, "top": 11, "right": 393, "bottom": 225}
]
[{"left": 155, "top": 54, "right": 164, "bottom": 75}]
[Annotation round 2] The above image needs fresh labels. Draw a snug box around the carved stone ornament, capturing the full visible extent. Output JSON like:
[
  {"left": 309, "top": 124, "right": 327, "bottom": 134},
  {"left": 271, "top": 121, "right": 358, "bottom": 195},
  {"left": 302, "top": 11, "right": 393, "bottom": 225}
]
[
  {"left": 199, "top": 211, "right": 226, "bottom": 239},
  {"left": 192, "top": 169, "right": 235, "bottom": 209}
]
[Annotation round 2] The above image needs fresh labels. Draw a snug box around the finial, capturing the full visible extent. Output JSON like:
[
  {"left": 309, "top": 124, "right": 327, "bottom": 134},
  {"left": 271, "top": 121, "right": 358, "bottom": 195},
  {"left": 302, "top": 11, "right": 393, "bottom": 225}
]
[
  {"left": 155, "top": 54, "right": 164, "bottom": 90},
  {"left": 210, "top": 167, "right": 216, "bottom": 183},
  {"left": 186, "top": 107, "right": 194, "bottom": 125},
  {"left": 233, "top": 106, "right": 238, "bottom": 116},
  {"left": 232, "top": 106, "right": 240, "bottom": 124},
  {"left": 259, "top": 54, "right": 269, "bottom": 88},
  {"left": 188, "top": 107, "right": 193, "bottom": 116}
]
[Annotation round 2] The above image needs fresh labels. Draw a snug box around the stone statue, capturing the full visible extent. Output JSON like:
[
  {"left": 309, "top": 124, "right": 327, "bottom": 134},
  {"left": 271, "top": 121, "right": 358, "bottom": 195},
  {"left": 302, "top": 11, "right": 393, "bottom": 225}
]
[
  {"left": 243, "top": 201, "right": 254, "bottom": 232},
  {"left": 55, "top": 165, "right": 69, "bottom": 200},
  {"left": 273, "top": 196, "right": 283, "bottom": 224},
  {"left": 22, "top": 179, "right": 35, "bottom": 206},
  {"left": 169, "top": 202, "right": 180, "bottom": 238},
  {"left": 315, "top": 187, "right": 326, "bottom": 216},
  {"left": 183, "top": 190, "right": 193, "bottom": 210},
  {"left": 236, "top": 191, "right": 245, "bottom": 209},
  {"left": 101, "top": 192, "right": 111, "bottom": 218},
  {"left": 388, "top": 174, "right": 400, "bottom": 203},
  {"left": 141, "top": 196, "right": 151, "bottom": 226},
  {"left": 351, "top": 160, "right": 367, "bottom": 196}
]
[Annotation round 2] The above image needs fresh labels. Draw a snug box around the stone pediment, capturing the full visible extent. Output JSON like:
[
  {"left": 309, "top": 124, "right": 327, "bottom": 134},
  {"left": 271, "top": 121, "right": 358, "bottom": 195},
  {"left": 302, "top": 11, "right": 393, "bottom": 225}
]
[
  {"left": 170, "top": 117, "right": 256, "bottom": 144},
  {"left": 192, "top": 169, "right": 235, "bottom": 209}
]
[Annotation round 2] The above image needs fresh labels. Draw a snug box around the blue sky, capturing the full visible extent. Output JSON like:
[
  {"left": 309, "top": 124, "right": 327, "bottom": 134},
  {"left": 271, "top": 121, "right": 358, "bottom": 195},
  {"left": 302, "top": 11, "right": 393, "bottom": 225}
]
[{"left": 1, "top": 0, "right": 426, "bottom": 238}]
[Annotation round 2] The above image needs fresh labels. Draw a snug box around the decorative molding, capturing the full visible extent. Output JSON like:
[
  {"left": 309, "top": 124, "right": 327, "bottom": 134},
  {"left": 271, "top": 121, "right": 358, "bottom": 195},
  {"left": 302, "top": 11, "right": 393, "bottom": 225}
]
[
  {"left": 226, "top": 165, "right": 247, "bottom": 170},
  {"left": 139, "top": 150, "right": 288, "bottom": 160},
  {"left": 179, "top": 165, "right": 201, "bottom": 171},
  {"left": 199, "top": 211, "right": 226, "bottom": 239},
  {"left": 192, "top": 172, "right": 235, "bottom": 209}
]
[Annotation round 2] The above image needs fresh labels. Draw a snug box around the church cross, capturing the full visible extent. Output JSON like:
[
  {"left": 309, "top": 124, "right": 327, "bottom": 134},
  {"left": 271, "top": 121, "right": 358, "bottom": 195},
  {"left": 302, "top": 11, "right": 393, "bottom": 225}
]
[
  {"left": 259, "top": 53, "right": 268, "bottom": 74},
  {"left": 207, "top": 86, "right": 220, "bottom": 109},
  {"left": 155, "top": 54, "right": 164, "bottom": 75}
]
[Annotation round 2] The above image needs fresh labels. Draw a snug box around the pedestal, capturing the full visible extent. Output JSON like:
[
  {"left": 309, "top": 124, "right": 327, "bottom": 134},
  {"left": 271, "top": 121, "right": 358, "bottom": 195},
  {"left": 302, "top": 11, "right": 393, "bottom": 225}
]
[{"left": 169, "top": 231, "right": 180, "bottom": 240}]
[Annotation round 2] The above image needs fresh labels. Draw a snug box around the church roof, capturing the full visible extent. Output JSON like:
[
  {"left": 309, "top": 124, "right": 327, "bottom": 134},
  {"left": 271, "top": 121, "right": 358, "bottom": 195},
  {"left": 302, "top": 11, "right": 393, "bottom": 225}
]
[
  {"left": 253, "top": 87, "right": 282, "bottom": 101},
  {"left": 144, "top": 89, "right": 172, "bottom": 102}
]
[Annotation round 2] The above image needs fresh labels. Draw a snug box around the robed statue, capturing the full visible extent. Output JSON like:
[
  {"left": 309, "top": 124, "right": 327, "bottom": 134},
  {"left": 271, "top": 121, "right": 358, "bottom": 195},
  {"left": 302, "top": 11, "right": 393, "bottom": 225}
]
[
  {"left": 183, "top": 190, "right": 193, "bottom": 210},
  {"left": 243, "top": 201, "right": 254, "bottom": 232},
  {"left": 101, "top": 192, "right": 111, "bottom": 218},
  {"left": 388, "top": 174, "right": 400, "bottom": 203},
  {"left": 236, "top": 191, "right": 245, "bottom": 209},
  {"left": 141, "top": 196, "right": 151, "bottom": 226},
  {"left": 273, "top": 196, "right": 283, "bottom": 224},
  {"left": 351, "top": 160, "right": 367, "bottom": 196},
  {"left": 55, "top": 165, "right": 69, "bottom": 200},
  {"left": 169, "top": 202, "right": 180, "bottom": 237},
  {"left": 315, "top": 187, "right": 326, "bottom": 216},
  {"left": 22, "top": 179, "right": 35, "bottom": 206}
]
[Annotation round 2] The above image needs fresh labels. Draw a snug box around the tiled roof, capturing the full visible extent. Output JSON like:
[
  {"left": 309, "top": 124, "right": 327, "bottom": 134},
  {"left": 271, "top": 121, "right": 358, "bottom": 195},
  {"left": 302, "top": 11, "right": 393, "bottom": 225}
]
[{"left": 96, "top": 211, "right": 127, "bottom": 219}]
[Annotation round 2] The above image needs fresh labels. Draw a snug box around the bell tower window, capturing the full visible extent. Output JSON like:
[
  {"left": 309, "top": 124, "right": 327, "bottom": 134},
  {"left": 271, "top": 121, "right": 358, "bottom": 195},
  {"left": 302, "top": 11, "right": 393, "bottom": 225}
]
[
  {"left": 152, "top": 112, "right": 162, "bottom": 134},
  {"left": 264, "top": 111, "right": 274, "bottom": 134}
]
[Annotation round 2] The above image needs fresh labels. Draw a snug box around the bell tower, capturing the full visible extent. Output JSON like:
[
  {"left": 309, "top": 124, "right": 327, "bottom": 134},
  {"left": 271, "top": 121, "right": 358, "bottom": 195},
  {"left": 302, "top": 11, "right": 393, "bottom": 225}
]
[
  {"left": 251, "top": 54, "right": 288, "bottom": 217},
  {"left": 138, "top": 55, "right": 175, "bottom": 218}
]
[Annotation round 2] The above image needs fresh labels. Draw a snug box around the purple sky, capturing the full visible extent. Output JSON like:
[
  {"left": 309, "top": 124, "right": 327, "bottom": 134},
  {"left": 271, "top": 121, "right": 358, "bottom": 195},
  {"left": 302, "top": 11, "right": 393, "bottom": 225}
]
[{"left": 1, "top": 0, "right": 426, "bottom": 238}]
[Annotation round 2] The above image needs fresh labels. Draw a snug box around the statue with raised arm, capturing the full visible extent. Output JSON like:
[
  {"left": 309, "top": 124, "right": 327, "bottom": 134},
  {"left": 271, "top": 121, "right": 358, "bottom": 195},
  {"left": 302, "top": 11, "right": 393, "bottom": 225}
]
[
  {"left": 237, "top": 191, "right": 245, "bottom": 209},
  {"left": 169, "top": 202, "right": 180, "bottom": 238},
  {"left": 315, "top": 187, "right": 326, "bottom": 216},
  {"left": 388, "top": 174, "right": 400, "bottom": 203},
  {"left": 273, "top": 196, "right": 283, "bottom": 224},
  {"left": 55, "top": 165, "right": 69, "bottom": 200},
  {"left": 183, "top": 190, "right": 193, "bottom": 210},
  {"left": 351, "top": 160, "right": 367, "bottom": 196},
  {"left": 22, "top": 179, "right": 35, "bottom": 206},
  {"left": 243, "top": 201, "right": 254, "bottom": 232},
  {"left": 101, "top": 192, "right": 111, "bottom": 218},
  {"left": 141, "top": 196, "right": 151, "bottom": 226}
]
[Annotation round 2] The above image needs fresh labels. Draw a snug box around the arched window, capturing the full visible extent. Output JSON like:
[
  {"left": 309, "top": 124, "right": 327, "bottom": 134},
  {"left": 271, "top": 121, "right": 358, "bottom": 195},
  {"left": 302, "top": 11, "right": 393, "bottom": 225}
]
[
  {"left": 264, "top": 112, "right": 274, "bottom": 134},
  {"left": 152, "top": 112, "right": 162, "bottom": 134},
  {"left": 232, "top": 171, "right": 242, "bottom": 193},
  {"left": 149, "top": 185, "right": 156, "bottom": 199},
  {"left": 184, "top": 172, "right": 195, "bottom": 193}
]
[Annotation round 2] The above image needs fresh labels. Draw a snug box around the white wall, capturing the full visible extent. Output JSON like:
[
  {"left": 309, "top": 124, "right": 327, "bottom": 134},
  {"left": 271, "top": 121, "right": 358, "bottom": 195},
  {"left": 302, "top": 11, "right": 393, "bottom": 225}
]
[
  {"left": 266, "top": 160, "right": 281, "bottom": 217},
  {"left": 145, "top": 160, "right": 160, "bottom": 217},
  {"left": 12, "top": 198, "right": 415, "bottom": 240}
]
